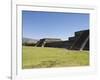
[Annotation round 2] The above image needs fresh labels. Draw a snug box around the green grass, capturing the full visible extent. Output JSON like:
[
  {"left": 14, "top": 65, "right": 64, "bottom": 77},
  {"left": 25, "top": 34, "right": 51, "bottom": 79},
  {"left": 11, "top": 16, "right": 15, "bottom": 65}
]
[{"left": 22, "top": 46, "right": 89, "bottom": 69}]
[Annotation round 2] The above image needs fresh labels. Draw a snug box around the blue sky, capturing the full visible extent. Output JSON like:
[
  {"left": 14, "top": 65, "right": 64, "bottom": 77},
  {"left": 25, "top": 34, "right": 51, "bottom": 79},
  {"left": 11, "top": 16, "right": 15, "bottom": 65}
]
[{"left": 22, "top": 11, "right": 89, "bottom": 40}]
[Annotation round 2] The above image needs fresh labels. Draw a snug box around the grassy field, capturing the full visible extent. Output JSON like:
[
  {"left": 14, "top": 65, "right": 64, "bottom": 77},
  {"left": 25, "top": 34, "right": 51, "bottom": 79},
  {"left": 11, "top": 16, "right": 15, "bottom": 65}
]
[{"left": 22, "top": 46, "right": 89, "bottom": 69}]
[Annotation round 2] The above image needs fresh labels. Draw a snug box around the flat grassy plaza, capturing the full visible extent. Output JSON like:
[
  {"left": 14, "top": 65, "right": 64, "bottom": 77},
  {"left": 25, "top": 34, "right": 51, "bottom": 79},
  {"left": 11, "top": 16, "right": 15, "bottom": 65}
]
[{"left": 22, "top": 46, "right": 89, "bottom": 69}]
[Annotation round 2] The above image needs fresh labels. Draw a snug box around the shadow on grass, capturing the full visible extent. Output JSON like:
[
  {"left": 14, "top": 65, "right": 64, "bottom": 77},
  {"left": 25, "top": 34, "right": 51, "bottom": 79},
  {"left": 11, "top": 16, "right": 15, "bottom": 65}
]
[{"left": 23, "top": 60, "right": 61, "bottom": 69}]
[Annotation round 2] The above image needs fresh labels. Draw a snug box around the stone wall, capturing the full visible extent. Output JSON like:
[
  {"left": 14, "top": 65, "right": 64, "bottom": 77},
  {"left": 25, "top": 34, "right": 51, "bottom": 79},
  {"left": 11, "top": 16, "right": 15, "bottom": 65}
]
[{"left": 35, "top": 30, "right": 89, "bottom": 50}]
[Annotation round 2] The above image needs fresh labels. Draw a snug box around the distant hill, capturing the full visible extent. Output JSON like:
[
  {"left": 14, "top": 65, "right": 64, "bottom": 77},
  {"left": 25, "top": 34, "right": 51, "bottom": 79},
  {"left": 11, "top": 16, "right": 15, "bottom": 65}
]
[{"left": 22, "top": 38, "right": 38, "bottom": 44}]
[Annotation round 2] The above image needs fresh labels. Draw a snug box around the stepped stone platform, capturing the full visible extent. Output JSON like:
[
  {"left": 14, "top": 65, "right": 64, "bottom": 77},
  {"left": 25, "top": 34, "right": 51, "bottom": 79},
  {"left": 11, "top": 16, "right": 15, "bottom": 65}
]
[
  {"left": 35, "top": 38, "right": 62, "bottom": 47},
  {"left": 35, "top": 29, "right": 89, "bottom": 50},
  {"left": 70, "top": 30, "right": 89, "bottom": 50}
]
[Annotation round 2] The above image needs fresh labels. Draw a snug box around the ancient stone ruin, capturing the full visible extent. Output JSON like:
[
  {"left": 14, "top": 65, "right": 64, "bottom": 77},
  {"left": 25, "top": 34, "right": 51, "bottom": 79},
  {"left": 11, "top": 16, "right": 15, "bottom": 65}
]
[
  {"left": 35, "top": 38, "right": 62, "bottom": 47},
  {"left": 35, "top": 29, "right": 89, "bottom": 50}
]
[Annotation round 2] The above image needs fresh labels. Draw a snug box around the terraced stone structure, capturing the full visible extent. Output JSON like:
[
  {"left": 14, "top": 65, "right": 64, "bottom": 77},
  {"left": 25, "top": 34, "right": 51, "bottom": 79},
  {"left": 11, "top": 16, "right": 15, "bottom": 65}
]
[
  {"left": 35, "top": 38, "right": 62, "bottom": 47},
  {"left": 35, "top": 29, "right": 89, "bottom": 50},
  {"left": 70, "top": 30, "right": 89, "bottom": 50}
]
